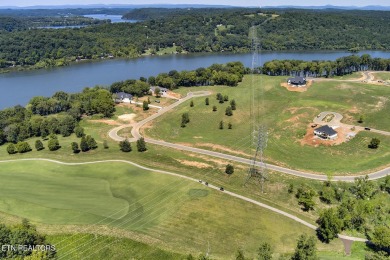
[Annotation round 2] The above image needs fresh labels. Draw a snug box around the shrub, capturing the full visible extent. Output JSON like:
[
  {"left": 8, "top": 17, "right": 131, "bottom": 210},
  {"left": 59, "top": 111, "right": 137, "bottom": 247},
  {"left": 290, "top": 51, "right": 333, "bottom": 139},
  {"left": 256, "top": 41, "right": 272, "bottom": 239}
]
[
  {"left": 48, "top": 138, "right": 60, "bottom": 151},
  {"left": 16, "top": 142, "right": 32, "bottom": 153},
  {"left": 225, "top": 106, "right": 233, "bottom": 116},
  {"left": 103, "top": 140, "right": 109, "bottom": 149},
  {"left": 225, "top": 164, "right": 234, "bottom": 175},
  {"left": 369, "top": 138, "right": 380, "bottom": 149},
  {"left": 35, "top": 140, "right": 44, "bottom": 151},
  {"left": 71, "top": 142, "right": 80, "bottom": 153},
  {"left": 7, "top": 144, "right": 17, "bottom": 154},
  {"left": 74, "top": 126, "right": 85, "bottom": 138},
  {"left": 212, "top": 106, "right": 217, "bottom": 112}
]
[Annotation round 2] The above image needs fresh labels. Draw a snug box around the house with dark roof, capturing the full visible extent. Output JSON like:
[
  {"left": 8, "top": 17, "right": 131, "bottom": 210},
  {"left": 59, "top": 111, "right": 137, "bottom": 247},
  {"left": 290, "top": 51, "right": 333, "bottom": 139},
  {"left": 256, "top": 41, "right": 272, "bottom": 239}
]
[
  {"left": 314, "top": 125, "right": 338, "bottom": 140},
  {"left": 114, "top": 92, "right": 133, "bottom": 103},
  {"left": 287, "top": 76, "right": 306, "bottom": 86}
]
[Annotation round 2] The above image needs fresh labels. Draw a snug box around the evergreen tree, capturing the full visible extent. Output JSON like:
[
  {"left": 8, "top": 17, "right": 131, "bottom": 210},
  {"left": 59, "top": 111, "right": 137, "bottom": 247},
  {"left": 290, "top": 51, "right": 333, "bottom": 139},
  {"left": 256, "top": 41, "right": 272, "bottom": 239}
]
[
  {"left": 219, "top": 120, "right": 224, "bottom": 129},
  {"left": 137, "top": 137, "right": 147, "bottom": 152},
  {"left": 190, "top": 100, "right": 194, "bottom": 107},
  {"left": 119, "top": 139, "right": 132, "bottom": 152},
  {"left": 86, "top": 135, "right": 97, "bottom": 150},
  {"left": 205, "top": 97, "right": 209, "bottom": 105},
  {"left": 212, "top": 106, "right": 217, "bottom": 112},
  {"left": 71, "top": 142, "right": 80, "bottom": 153},
  {"left": 80, "top": 136, "right": 89, "bottom": 152},
  {"left": 228, "top": 123, "right": 233, "bottom": 129},
  {"left": 225, "top": 106, "right": 233, "bottom": 116},
  {"left": 230, "top": 99, "right": 237, "bottom": 110},
  {"left": 223, "top": 95, "right": 229, "bottom": 101},
  {"left": 35, "top": 140, "right": 44, "bottom": 151},
  {"left": 143, "top": 101, "right": 149, "bottom": 111}
]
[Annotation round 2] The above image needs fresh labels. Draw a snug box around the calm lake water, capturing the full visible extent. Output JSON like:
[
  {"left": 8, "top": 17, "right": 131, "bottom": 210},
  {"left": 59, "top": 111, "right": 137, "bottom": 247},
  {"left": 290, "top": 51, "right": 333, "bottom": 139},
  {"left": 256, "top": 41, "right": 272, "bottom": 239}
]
[
  {"left": 1, "top": 50, "right": 390, "bottom": 109},
  {"left": 83, "top": 14, "right": 138, "bottom": 23}
]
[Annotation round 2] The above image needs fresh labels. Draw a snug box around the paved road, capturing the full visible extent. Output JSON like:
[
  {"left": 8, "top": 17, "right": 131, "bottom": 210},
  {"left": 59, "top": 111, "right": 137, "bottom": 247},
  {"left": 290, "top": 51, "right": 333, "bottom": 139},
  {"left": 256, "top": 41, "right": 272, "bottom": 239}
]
[
  {"left": 0, "top": 158, "right": 367, "bottom": 242},
  {"left": 109, "top": 91, "right": 390, "bottom": 182}
]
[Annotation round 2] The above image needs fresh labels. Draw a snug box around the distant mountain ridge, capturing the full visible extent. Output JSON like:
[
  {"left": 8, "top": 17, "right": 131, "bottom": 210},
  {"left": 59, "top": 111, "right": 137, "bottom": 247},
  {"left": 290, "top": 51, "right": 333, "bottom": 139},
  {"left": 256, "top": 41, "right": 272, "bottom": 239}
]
[
  {"left": 0, "top": 4, "right": 389, "bottom": 11},
  {"left": 262, "top": 5, "right": 390, "bottom": 11}
]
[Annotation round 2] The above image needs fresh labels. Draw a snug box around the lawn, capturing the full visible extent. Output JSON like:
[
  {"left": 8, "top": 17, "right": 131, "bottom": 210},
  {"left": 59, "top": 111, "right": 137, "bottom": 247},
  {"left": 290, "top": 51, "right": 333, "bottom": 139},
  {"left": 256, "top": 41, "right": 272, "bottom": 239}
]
[
  {"left": 0, "top": 160, "right": 346, "bottom": 259},
  {"left": 145, "top": 75, "right": 390, "bottom": 174}
]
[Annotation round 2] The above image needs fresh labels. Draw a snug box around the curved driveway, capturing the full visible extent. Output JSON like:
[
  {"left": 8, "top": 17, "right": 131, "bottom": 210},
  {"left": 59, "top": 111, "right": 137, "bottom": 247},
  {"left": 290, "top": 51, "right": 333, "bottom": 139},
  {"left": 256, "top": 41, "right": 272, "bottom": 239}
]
[
  {"left": 0, "top": 158, "right": 367, "bottom": 242},
  {"left": 109, "top": 92, "right": 390, "bottom": 182}
]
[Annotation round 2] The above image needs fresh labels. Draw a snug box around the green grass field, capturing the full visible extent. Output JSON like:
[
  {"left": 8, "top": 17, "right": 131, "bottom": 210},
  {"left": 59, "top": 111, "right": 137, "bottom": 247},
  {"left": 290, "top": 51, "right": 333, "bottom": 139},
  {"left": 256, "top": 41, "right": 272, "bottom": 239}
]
[
  {"left": 0, "top": 160, "right": 350, "bottom": 259},
  {"left": 373, "top": 71, "right": 390, "bottom": 81},
  {"left": 145, "top": 75, "right": 390, "bottom": 174}
]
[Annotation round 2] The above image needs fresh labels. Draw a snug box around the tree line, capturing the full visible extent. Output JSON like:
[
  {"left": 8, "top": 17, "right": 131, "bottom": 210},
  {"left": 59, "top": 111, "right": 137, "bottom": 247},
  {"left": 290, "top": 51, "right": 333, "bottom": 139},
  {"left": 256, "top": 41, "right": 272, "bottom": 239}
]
[
  {"left": 262, "top": 54, "right": 390, "bottom": 77},
  {"left": 110, "top": 61, "right": 246, "bottom": 93},
  {"left": 2, "top": 8, "right": 390, "bottom": 70},
  {"left": 0, "top": 88, "right": 114, "bottom": 145}
]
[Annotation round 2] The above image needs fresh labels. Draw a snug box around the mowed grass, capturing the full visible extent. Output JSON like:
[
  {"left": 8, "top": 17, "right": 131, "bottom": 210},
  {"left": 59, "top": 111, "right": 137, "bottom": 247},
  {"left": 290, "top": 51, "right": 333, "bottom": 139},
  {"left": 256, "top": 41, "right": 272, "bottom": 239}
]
[
  {"left": 0, "top": 160, "right": 342, "bottom": 258},
  {"left": 146, "top": 75, "right": 390, "bottom": 174},
  {"left": 47, "top": 234, "right": 185, "bottom": 260}
]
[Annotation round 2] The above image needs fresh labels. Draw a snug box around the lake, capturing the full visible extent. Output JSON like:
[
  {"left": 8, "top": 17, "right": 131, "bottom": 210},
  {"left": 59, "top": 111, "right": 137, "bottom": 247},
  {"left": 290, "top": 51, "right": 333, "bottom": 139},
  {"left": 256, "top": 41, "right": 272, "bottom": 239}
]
[
  {"left": 1, "top": 50, "right": 390, "bottom": 109},
  {"left": 83, "top": 14, "right": 138, "bottom": 23}
]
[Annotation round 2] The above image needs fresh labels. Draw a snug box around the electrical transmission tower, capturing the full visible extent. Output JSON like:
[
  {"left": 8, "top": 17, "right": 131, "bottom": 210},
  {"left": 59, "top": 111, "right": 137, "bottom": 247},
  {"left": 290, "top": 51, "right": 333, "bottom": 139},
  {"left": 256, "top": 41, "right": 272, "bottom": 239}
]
[{"left": 244, "top": 25, "right": 268, "bottom": 193}]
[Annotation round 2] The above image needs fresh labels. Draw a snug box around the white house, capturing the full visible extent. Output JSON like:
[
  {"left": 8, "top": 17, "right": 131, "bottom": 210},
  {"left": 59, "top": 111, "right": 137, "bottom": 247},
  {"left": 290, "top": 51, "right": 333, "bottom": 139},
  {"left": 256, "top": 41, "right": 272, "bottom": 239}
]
[
  {"left": 114, "top": 92, "right": 133, "bottom": 103},
  {"left": 314, "top": 125, "right": 338, "bottom": 140}
]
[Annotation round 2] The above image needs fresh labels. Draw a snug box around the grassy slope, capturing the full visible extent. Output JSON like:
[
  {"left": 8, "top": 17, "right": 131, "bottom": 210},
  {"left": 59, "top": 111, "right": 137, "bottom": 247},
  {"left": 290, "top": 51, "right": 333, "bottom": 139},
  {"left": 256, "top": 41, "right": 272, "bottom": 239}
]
[
  {"left": 145, "top": 75, "right": 390, "bottom": 174},
  {"left": 0, "top": 160, "right": 331, "bottom": 259},
  {"left": 48, "top": 234, "right": 185, "bottom": 260},
  {"left": 373, "top": 71, "right": 390, "bottom": 81}
]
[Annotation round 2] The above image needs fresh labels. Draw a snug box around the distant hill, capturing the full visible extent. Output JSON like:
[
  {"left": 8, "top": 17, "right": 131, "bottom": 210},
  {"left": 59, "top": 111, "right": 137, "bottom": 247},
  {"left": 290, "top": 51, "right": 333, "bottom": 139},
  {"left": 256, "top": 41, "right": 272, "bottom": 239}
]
[
  {"left": 0, "top": 4, "right": 234, "bottom": 10},
  {"left": 262, "top": 5, "right": 390, "bottom": 11}
]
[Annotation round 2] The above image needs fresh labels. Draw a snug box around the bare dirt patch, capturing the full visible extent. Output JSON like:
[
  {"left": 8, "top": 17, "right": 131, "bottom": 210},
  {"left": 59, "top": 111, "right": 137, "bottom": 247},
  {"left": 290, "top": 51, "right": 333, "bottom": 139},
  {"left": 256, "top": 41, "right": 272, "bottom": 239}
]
[
  {"left": 175, "top": 159, "right": 211, "bottom": 168},
  {"left": 300, "top": 124, "right": 357, "bottom": 147},
  {"left": 118, "top": 113, "right": 137, "bottom": 123},
  {"left": 166, "top": 91, "right": 182, "bottom": 99},
  {"left": 280, "top": 80, "right": 313, "bottom": 92},
  {"left": 195, "top": 143, "right": 251, "bottom": 157},
  {"left": 89, "top": 119, "right": 121, "bottom": 126}
]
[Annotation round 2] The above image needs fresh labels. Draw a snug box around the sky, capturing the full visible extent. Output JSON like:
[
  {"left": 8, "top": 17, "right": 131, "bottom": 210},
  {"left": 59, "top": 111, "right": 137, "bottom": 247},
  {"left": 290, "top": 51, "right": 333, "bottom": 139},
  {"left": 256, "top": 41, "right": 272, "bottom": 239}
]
[{"left": 0, "top": 0, "right": 389, "bottom": 7}]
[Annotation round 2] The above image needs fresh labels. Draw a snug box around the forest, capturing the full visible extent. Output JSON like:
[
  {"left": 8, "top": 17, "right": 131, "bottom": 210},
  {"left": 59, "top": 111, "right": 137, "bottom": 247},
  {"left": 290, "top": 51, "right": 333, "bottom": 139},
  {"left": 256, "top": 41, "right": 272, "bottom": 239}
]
[
  {"left": 262, "top": 54, "right": 390, "bottom": 77},
  {"left": 1, "top": 8, "right": 390, "bottom": 70}
]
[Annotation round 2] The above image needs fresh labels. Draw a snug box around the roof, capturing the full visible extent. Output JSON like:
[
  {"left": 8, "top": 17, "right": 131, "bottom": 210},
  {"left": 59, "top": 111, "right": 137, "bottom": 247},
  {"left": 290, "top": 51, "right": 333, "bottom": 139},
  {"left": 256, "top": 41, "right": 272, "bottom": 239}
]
[
  {"left": 315, "top": 125, "right": 337, "bottom": 136},
  {"left": 288, "top": 76, "right": 306, "bottom": 85},
  {"left": 150, "top": 86, "right": 168, "bottom": 92},
  {"left": 115, "top": 92, "right": 132, "bottom": 99}
]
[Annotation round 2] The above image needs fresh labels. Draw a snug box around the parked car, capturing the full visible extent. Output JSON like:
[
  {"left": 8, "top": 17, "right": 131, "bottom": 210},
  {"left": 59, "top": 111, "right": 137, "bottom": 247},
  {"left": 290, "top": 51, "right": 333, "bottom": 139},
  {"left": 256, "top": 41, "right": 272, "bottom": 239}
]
[
  {"left": 365, "top": 127, "right": 371, "bottom": 131},
  {"left": 205, "top": 182, "right": 208, "bottom": 186},
  {"left": 155, "top": 100, "right": 160, "bottom": 103},
  {"left": 220, "top": 187, "right": 224, "bottom": 191},
  {"left": 198, "top": 180, "right": 202, "bottom": 183}
]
